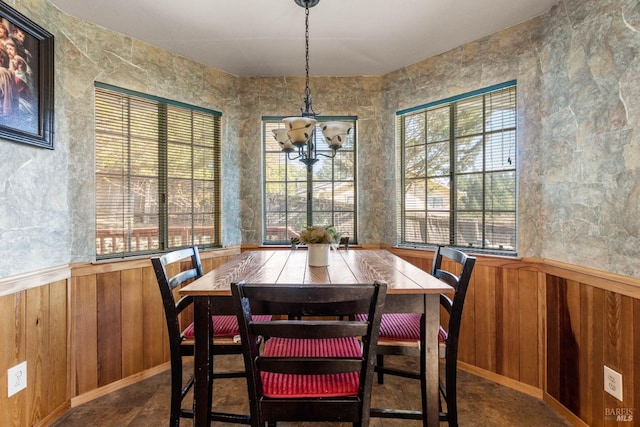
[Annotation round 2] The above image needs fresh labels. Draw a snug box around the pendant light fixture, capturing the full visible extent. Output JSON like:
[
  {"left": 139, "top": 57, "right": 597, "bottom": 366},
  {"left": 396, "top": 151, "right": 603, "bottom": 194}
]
[{"left": 272, "top": 0, "right": 352, "bottom": 169}]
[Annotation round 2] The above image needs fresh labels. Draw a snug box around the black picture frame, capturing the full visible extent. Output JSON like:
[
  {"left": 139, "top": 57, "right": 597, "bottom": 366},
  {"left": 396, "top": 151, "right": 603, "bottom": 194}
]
[{"left": 0, "top": 1, "right": 53, "bottom": 149}]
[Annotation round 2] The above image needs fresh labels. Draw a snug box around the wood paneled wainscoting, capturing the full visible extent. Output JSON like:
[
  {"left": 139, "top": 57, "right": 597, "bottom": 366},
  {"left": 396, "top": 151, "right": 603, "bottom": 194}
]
[
  {"left": 69, "top": 247, "right": 241, "bottom": 406},
  {"left": 0, "top": 266, "right": 70, "bottom": 427},
  {"left": 2, "top": 246, "right": 638, "bottom": 426},
  {"left": 388, "top": 247, "right": 640, "bottom": 427}
]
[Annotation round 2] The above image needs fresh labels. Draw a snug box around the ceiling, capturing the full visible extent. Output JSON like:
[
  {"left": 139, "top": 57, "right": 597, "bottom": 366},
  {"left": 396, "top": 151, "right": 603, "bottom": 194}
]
[{"left": 49, "top": 0, "right": 558, "bottom": 77}]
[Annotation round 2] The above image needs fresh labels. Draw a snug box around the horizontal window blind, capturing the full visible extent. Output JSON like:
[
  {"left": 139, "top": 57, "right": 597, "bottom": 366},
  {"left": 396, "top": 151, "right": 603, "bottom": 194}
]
[
  {"left": 398, "top": 82, "right": 517, "bottom": 253},
  {"left": 95, "top": 84, "right": 221, "bottom": 258}
]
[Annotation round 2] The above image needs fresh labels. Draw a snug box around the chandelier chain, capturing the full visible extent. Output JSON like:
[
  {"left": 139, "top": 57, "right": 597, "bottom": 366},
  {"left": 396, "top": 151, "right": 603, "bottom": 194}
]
[{"left": 304, "top": 4, "right": 313, "bottom": 115}]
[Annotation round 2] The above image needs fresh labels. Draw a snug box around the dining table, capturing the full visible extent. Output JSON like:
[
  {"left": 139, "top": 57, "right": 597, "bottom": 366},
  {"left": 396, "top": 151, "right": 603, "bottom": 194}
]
[{"left": 178, "top": 248, "right": 452, "bottom": 427}]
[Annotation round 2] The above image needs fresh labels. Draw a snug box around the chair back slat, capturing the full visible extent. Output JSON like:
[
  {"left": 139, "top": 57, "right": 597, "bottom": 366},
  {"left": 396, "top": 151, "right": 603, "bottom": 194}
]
[
  {"left": 258, "top": 358, "right": 363, "bottom": 375},
  {"left": 252, "top": 321, "right": 369, "bottom": 339}
]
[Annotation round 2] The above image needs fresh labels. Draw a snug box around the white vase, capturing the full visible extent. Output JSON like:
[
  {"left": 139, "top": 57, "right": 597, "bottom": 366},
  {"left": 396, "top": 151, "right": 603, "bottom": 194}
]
[{"left": 307, "top": 244, "right": 330, "bottom": 267}]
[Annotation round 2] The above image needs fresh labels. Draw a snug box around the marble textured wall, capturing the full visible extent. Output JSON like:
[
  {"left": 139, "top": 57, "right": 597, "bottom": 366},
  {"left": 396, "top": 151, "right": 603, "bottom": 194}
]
[
  {"left": 0, "top": 0, "right": 70, "bottom": 278},
  {"left": 537, "top": 0, "right": 640, "bottom": 276},
  {"left": 2, "top": 0, "right": 640, "bottom": 279},
  {"left": 0, "top": 0, "right": 240, "bottom": 277},
  {"left": 236, "top": 76, "right": 384, "bottom": 243},
  {"left": 380, "top": 0, "right": 640, "bottom": 277}
]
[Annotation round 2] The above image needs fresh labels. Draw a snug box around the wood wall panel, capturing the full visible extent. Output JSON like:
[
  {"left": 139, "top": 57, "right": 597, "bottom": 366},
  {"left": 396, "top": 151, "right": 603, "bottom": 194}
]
[
  {"left": 578, "top": 285, "right": 594, "bottom": 426},
  {"left": 473, "top": 265, "right": 498, "bottom": 372},
  {"left": 0, "top": 292, "right": 26, "bottom": 426},
  {"left": 26, "top": 284, "right": 47, "bottom": 423},
  {"left": 546, "top": 275, "right": 561, "bottom": 400},
  {"left": 457, "top": 267, "right": 476, "bottom": 365},
  {"left": 121, "top": 269, "right": 144, "bottom": 378},
  {"left": 72, "top": 275, "right": 97, "bottom": 395},
  {"left": 96, "top": 271, "right": 122, "bottom": 387},
  {"left": 497, "top": 268, "right": 520, "bottom": 379},
  {"left": 518, "top": 269, "right": 539, "bottom": 387},
  {"left": 634, "top": 298, "right": 640, "bottom": 425},
  {"left": 47, "top": 280, "right": 68, "bottom": 416},
  {"left": 619, "top": 296, "right": 634, "bottom": 421},
  {"left": 587, "top": 286, "right": 605, "bottom": 427},
  {"left": 142, "top": 266, "right": 168, "bottom": 368}
]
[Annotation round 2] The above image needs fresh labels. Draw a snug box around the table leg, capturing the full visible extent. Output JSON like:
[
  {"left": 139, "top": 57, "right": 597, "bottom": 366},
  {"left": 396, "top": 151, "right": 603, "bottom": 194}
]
[
  {"left": 193, "top": 296, "right": 212, "bottom": 427},
  {"left": 424, "top": 294, "right": 440, "bottom": 427}
]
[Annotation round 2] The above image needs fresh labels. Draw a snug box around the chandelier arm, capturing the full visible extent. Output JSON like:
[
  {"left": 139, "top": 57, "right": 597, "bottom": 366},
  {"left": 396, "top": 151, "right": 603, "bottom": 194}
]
[
  {"left": 314, "top": 150, "right": 338, "bottom": 160},
  {"left": 286, "top": 150, "right": 303, "bottom": 162}
]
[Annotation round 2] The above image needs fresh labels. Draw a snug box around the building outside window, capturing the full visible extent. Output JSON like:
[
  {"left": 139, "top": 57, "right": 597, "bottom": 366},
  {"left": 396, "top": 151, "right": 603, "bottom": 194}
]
[
  {"left": 94, "top": 83, "right": 222, "bottom": 259},
  {"left": 262, "top": 117, "right": 357, "bottom": 244},
  {"left": 398, "top": 81, "right": 517, "bottom": 253}
]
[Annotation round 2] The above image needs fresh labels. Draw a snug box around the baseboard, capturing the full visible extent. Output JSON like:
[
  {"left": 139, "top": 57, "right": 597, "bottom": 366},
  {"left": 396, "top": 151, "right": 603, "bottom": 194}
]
[
  {"left": 543, "top": 393, "right": 589, "bottom": 427},
  {"left": 458, "top": 361, "right": 543, "bottom": 399},
  {"left": 35, "top": 401, "right": 71, "bottom": 427},
  {"left": 70, "top": 362, "right": 171, "bottom": 407}
]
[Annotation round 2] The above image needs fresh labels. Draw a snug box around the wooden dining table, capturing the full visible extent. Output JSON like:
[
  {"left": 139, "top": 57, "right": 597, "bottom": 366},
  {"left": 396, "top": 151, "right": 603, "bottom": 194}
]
[{"left": 179, "top": 248, "right": 451, "bottom": 427}]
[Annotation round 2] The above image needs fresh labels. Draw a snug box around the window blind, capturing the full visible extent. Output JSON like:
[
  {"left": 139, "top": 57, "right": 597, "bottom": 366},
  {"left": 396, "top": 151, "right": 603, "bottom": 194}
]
[{"left": 95, "top": 84, "right": 221, "bottom": 258}]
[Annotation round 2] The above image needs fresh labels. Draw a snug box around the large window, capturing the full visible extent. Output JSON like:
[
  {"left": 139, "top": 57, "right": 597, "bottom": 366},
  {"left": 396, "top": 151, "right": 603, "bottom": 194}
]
[
  {"left": 398, "top": 82, "right": 517, "bottom": 253},
  {"left": 263, "top": 117, "right": 357, "bottom": 244},
  {"left": 95, "top": 83, "right": 222, "bottom": 259}
]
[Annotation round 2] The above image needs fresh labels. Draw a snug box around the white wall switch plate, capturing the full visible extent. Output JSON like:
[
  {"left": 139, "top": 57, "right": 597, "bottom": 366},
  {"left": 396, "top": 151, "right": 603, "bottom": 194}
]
[
  {"left": 604, "top": 365, "right": 623, "bottom": 401},
  {"left": 7, "top": 361, "right": 27, "bottom": 397}
]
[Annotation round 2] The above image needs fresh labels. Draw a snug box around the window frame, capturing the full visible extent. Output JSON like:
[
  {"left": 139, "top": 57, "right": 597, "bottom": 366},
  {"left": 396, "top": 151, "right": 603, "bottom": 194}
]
[
  {"left": 94, "top": 83, "right": 222, "bottom": 259},
  {"left": 262, "top": 116, "right": 358, "bottom": 245},
  {"left": 397, "top": 81, "right": 517, "bottom": 255}
]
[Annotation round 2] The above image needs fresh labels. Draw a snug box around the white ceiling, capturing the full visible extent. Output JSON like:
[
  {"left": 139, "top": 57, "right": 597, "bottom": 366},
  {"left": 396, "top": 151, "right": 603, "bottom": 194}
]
[{"left": 49, "top": 0, "right": 558, "bottom": 77}]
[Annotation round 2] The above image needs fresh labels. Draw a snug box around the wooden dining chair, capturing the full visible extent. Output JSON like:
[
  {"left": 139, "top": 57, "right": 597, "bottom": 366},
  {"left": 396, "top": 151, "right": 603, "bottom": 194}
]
[
  {"left": 151, "top": 246, "right": 253, "bottom": 427},
  {"left": 231, "top": 281, "right": 387, "bottom": 427},
  {"left": 370, "top": 246, "right": 475, "bottom": 426}
]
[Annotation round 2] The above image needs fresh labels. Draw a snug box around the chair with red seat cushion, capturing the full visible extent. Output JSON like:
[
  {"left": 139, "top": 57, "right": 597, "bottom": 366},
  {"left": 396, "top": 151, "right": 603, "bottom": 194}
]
[
  {"left": 371, "top": 246, "right": 475, "bottom": 427},
  {"left": 231, "top": 280, "right": 387, "bottom": 427},
  {"left": 152, "top": 247, "right": 263, "bottom": 427}
]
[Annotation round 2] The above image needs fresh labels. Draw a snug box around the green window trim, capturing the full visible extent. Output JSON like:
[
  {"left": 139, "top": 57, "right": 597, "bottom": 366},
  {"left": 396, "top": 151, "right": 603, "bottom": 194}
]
[{"left": 398, "top": 82, "right": 517, "bottom": 254}]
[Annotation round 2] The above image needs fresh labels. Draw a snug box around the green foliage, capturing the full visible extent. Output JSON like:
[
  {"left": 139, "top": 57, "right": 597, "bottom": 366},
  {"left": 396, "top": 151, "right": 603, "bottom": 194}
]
[{"left": 299, "top": 225, "right": 340, "bottom": 244}]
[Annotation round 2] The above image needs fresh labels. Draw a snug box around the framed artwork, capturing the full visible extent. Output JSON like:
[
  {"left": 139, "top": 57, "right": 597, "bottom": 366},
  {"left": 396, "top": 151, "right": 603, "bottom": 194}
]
[{"left": 0, "top": 1, "right": 54, "bottom": 149}]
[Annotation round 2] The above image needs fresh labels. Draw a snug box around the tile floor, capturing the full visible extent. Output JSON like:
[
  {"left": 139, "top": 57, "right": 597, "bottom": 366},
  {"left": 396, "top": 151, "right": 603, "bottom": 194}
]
[{"left": 53, "top": 356, "right": 571, "bottom": 426}]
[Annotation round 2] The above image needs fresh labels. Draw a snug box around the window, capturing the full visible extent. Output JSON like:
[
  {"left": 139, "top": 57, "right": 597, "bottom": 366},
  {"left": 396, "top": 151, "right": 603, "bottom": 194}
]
[
  {"left": 95, "top": 83, "right": 222, "bottom": 259},
  {"left": 398, "top": 82, "right": 517, "bottom": 253},
  {"left": 263, "top": 117, "right": 357, "bottom": 244}
]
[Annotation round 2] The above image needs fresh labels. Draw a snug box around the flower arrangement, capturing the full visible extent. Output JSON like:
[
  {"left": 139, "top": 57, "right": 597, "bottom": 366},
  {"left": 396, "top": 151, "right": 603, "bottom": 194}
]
[{"left": 298, "top": 225, "right": 340, "bottom": 245}]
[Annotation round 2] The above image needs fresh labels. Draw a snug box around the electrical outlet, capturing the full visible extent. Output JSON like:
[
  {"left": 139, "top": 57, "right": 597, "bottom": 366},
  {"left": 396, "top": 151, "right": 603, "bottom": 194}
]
[
  {"left": 8, "top": 361, "right": 27, "bottom": 397},
  {"left": 604, "top": 365, "right": 623, "bottom": 401}
]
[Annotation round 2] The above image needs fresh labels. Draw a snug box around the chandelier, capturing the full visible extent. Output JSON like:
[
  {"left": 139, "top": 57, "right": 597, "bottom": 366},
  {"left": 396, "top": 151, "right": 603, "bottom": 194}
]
[{"left": 272, "top": 0, "right": 352, "bottom": 169}]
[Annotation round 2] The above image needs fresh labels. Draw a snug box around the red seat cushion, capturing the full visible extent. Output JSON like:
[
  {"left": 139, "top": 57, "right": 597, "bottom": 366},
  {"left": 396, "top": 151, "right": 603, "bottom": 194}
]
[
  {"left": 183, "top": 315, "right": 271, "bottom": 338},
  {"left": 261, "top": 337, "right": 362, "bottom": 398},
  {"left": 356, "top": 313, "right": 447, "bottom": 342}
]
